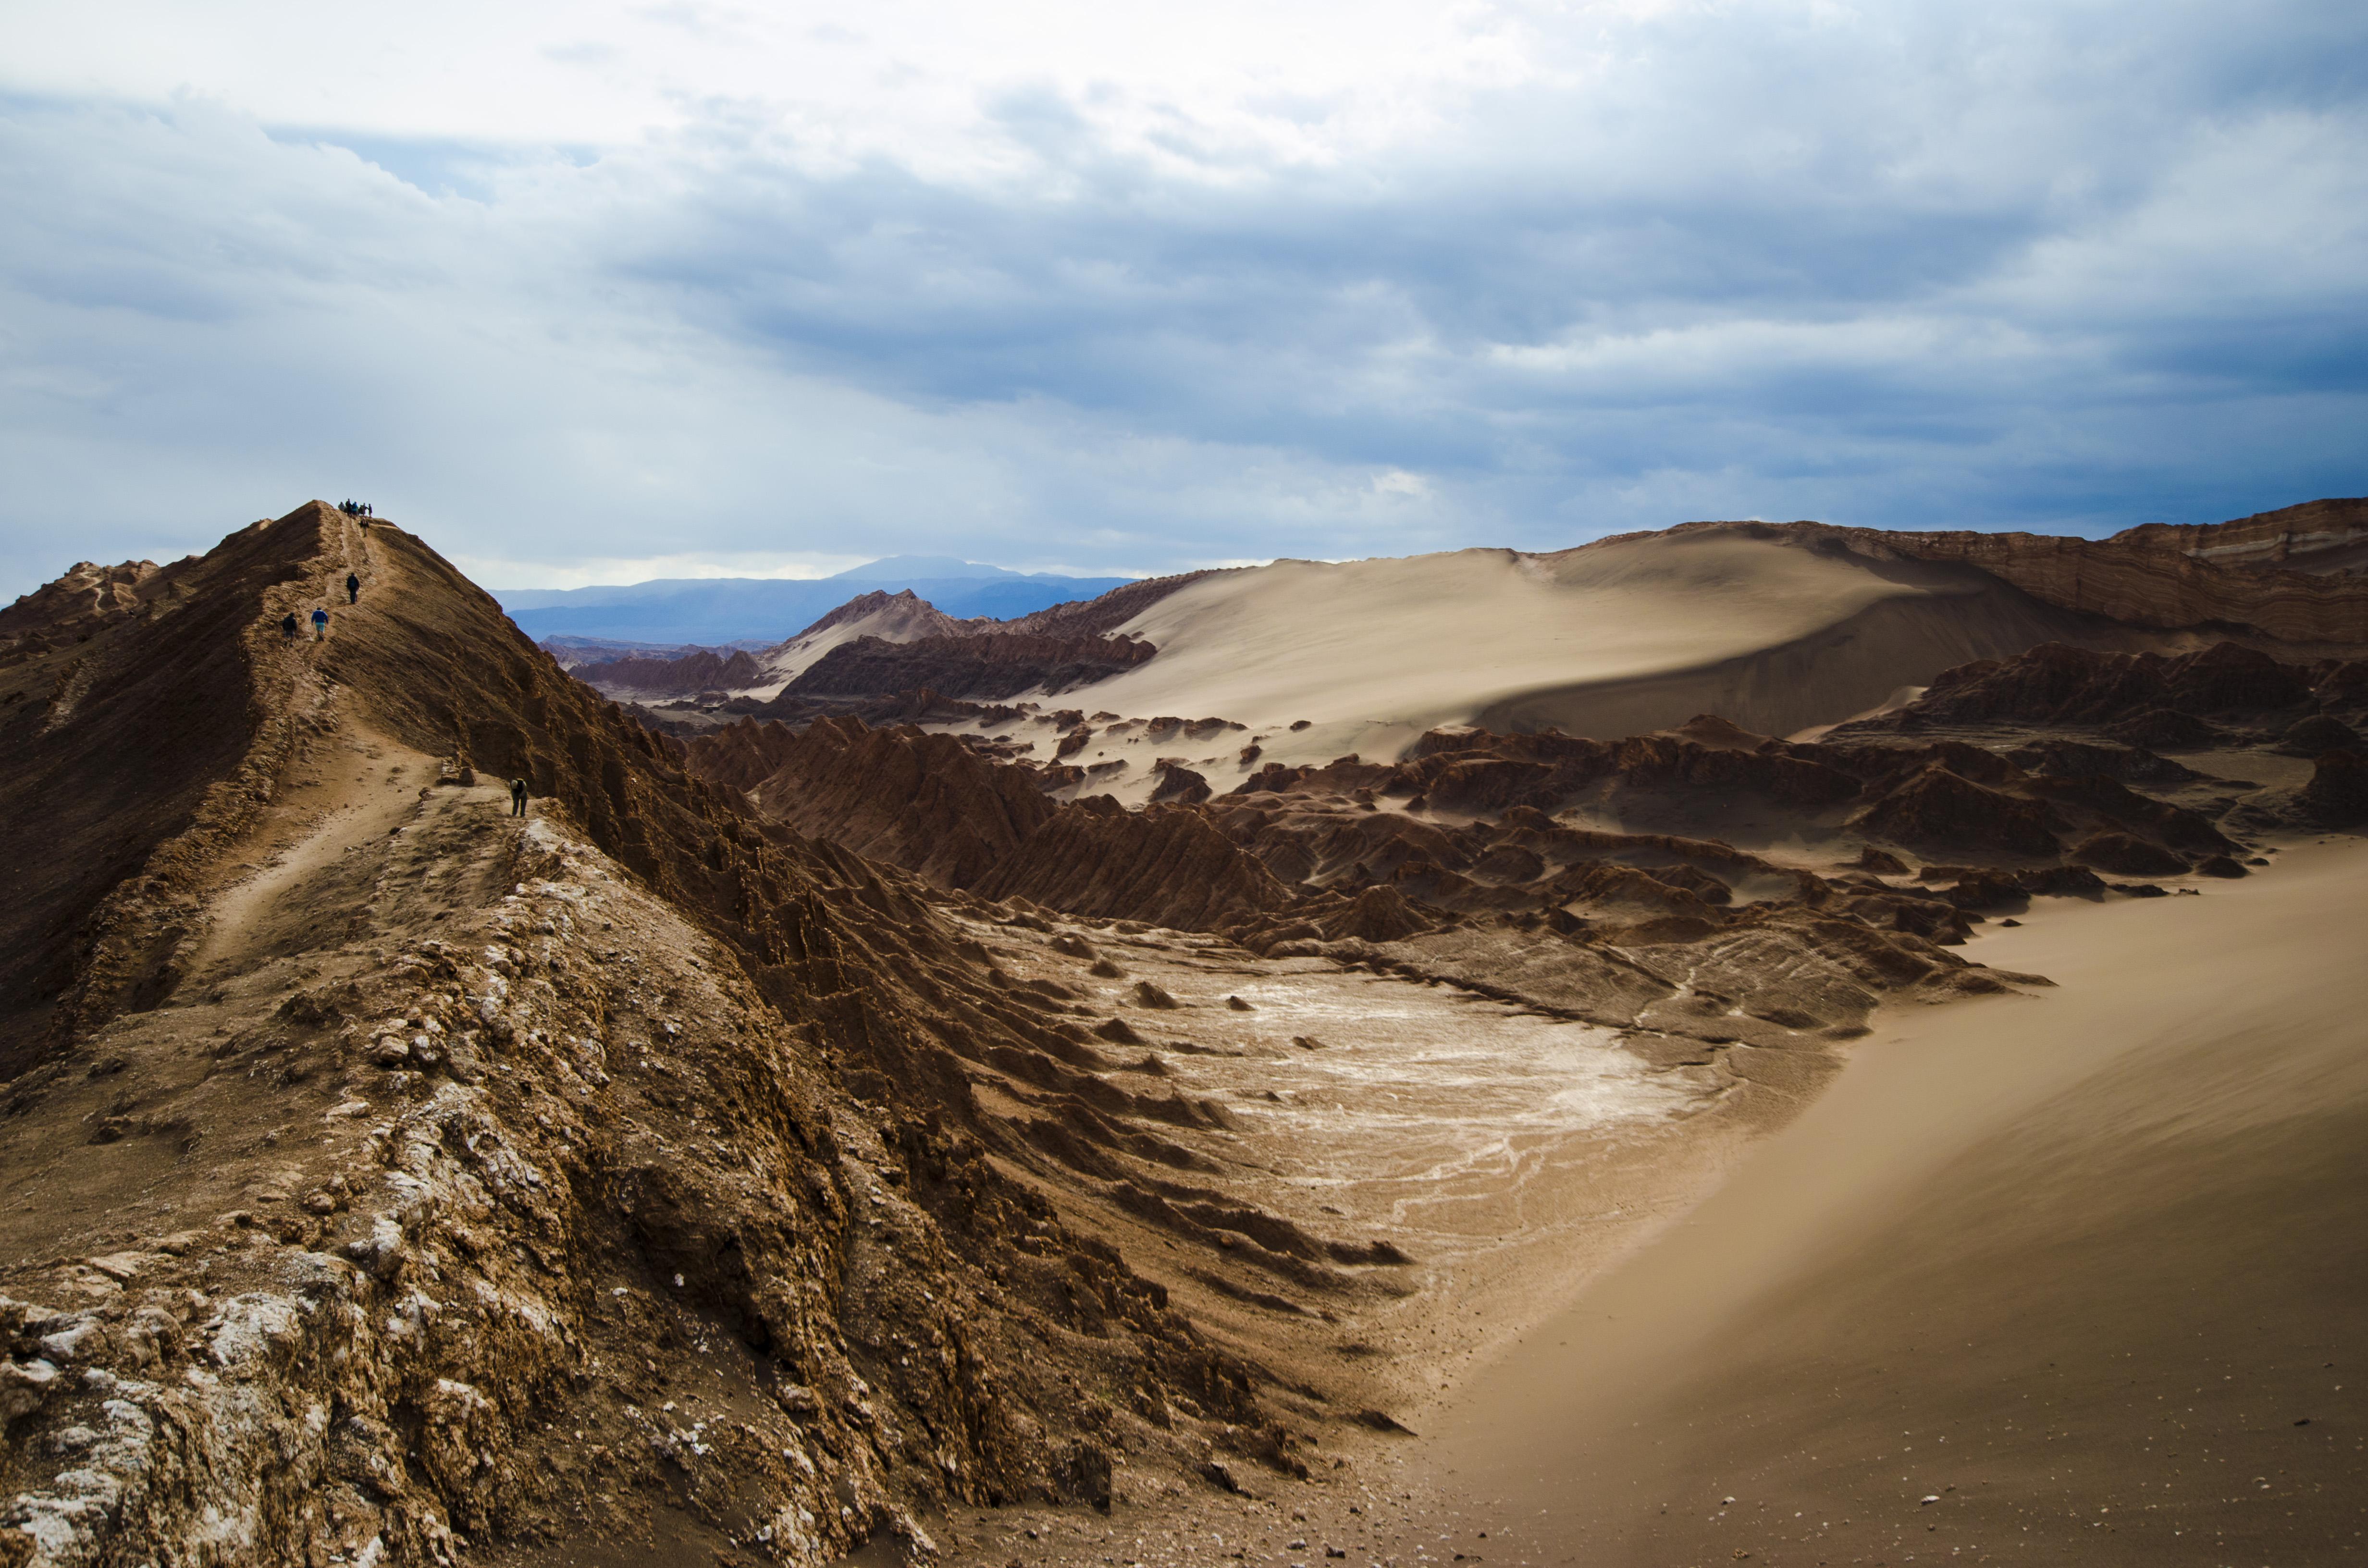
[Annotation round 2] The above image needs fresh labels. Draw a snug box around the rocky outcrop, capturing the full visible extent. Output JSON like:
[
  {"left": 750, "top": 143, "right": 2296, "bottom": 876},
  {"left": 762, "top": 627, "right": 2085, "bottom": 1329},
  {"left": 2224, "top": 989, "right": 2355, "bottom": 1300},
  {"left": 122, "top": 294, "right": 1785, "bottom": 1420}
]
[
  {"left": 785, "top": 587, "right": 969, "bottom": 642},
  {"left": 1410, "top": 727, "right": 1865, "bottom": 815},
  {"left": 787, "top": 631, "right": 1157, "bottom": 701},
  {"left": 976, "top": 799, "right": 1295, "bottom": 931},
  {"left": 575, "top": 646, "right": 764, "bottom": 696},
  {"left": 1149, "top": 761, "right": 1213, "bottom": 804},
  {"left": 681, "top": 713, "right": 807, "bottom": 791},
  {"left": 997, "top": 570, "right": 1219, "bottom": 639},
  {"left": 1848, "top": 765, "right": 2061, "bottom": 858},
  {"left": 2276, "top": 714, "right": 2362, "bottom": 757},
  {"left": 0, "top": 559, "right": 170, "bottom": 646},
  {"left": 1903, "top": 641, "right": 2317, "bottom": 726},
  {"left": 744, "top": 716, "right": 1060, "bottom": 889},
  {"left": 2070, "top": 832, "right": 2191, "bottom": 877},
  {"left": 2299, "top": 749, "right": 2368, "bottom": 824}
]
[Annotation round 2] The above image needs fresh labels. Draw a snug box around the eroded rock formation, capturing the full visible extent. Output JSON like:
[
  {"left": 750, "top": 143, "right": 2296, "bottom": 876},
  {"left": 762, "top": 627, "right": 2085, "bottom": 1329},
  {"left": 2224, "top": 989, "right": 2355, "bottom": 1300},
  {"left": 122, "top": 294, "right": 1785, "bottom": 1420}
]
[
  {"left": 0, "top": 505, "right": 1288, "bottom": 1564},
  {"left": 787, "top": 632, "right": 1158, "bottom": 702},
  {"left": 571, "top": 645, "right": 765, "bottom": 696}
]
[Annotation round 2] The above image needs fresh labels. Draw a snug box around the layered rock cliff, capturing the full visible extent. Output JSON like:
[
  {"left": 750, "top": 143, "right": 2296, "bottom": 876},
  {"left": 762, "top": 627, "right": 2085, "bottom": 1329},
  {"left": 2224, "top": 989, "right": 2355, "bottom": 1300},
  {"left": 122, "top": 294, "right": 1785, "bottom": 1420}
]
[
  {"left": 2109, "top": 496, "right": 2368, "bottom": 573},
  {"left": 1617, "top": 514, "right": 2368, "bottom": 646}
]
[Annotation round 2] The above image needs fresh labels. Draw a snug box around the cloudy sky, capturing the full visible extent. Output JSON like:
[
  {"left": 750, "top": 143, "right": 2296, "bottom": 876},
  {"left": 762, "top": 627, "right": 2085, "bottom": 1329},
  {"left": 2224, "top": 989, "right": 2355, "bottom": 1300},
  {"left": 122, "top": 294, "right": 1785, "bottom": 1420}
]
[{"left": 3, "top": 0, "right": 2363, "bottom": 599}]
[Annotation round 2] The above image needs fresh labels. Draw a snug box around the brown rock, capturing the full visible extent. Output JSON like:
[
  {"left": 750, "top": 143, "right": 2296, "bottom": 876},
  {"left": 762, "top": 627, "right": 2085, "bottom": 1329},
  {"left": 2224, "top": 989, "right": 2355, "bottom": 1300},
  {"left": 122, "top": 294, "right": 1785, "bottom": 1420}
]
[
  {"left": 1323, "top": 886, "right": 1431, "bottom": 943},
  {"left": 1900, "top": 639, "right": 2318, "bottom": 727},
  {"left": 574, "top": 646, "right": 763, "bottom": 697},
  {"left": 1151, "top": 760, "right": 1213, "bottom": 804},
  {"left": 740, "top": 716, "right": 1060, "bottom": 889},
  {"left": 788, "top": 630, "right": 1156, "bottom": 701},
  {"left": 1850, "top": 765, "right": 2061, "bottom": 858},
  {"left": 976, "top": 801, "right": 1294, "bottom": 931},
  {"left": 2070, "top": 833, "right": 2191, "bottom": 877},
  {"left": 2299, "top": 748, "right": 2368, "bottom": 824},
  {"left": 2103, "top": 708, "right": 2221, "bottom": 749},
  {"left": 2276, "top": 713, "right": 2362, "bottom": 758}
]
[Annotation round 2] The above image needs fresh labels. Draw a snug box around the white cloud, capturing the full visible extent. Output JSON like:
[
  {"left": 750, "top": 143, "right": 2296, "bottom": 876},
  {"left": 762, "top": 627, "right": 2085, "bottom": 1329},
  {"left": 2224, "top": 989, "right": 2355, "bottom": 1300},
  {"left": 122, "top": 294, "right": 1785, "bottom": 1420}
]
[{"left": 1, "top": 0, "right": 2363, "bottom": 598}]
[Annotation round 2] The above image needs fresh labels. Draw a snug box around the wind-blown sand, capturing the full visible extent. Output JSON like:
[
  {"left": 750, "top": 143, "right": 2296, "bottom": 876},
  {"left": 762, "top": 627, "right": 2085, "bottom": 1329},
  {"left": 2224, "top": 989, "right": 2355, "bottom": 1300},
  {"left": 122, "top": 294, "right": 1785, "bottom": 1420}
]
[
  {"left": 1079, "top": 534, "right": 2111, "bottom": 770},
  {"left": 932, "top": 839, "right": 2367, "bottom": 1568},
  {"left": 1397, "top": 834, "right": 2368, "bottom": 1566}
]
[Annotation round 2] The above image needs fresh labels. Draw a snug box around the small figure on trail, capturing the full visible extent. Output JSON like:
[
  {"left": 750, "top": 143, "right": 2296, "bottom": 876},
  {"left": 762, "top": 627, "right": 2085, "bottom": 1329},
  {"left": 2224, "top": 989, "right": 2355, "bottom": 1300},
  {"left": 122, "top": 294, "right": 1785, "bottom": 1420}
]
[
  {"left": 346, "top": 571, "right": 361, "bottom": 605},
  {"left": 280, "top": 612, "right": 299, "bottom": 642},
  {"left": 311, "top": 606, "right": 330, "bottom": 641},
  {"left": 509, "top": 777, "right": 529, "bottom": 818}
]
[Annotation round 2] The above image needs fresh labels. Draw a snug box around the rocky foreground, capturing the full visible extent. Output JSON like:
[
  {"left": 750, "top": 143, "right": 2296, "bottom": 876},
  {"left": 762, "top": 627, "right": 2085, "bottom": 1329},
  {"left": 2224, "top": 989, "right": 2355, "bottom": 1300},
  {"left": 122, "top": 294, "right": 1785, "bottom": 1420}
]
[{"left": 0, "top": 506, "right": 1279, "bottom": 1565}]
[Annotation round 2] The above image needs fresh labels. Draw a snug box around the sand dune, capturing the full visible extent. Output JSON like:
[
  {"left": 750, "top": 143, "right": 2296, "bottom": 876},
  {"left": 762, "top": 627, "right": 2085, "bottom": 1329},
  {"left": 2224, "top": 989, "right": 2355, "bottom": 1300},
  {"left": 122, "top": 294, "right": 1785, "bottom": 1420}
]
[
  {"left": 1401, "top": 835, "right": 2368, "bottom": 1566},
  {"left": 1080, "top": 532, "right": 2129, "bottom": 773}
]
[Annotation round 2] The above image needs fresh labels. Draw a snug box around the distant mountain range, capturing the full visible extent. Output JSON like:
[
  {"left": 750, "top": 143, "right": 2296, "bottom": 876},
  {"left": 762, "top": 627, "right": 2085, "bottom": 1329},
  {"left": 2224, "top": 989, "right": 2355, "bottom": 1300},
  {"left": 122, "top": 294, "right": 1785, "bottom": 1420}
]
[{"left": 493, "top": 555, "right": 1134, "bottom": 646}]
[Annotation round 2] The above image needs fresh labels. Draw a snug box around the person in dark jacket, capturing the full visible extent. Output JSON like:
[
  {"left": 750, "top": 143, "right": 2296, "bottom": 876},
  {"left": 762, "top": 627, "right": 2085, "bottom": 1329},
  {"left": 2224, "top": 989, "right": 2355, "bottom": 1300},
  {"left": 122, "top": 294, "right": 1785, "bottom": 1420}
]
[
  {"left": 509, "top": 777, "right": 529, "bottom": 818},
  {"left": 346, "top": 572, "right": 361, "bottom": 604},
  {"left": 280, "top": 612, "right": 300, "bottom": 642}
]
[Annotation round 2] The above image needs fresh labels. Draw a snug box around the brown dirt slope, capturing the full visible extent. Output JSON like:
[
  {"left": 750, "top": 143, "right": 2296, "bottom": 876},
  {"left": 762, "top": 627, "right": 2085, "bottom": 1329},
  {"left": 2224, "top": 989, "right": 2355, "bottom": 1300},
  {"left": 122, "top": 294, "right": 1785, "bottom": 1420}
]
[{"left": 0, "top": 514, "right": 342, "bottom": 1071}]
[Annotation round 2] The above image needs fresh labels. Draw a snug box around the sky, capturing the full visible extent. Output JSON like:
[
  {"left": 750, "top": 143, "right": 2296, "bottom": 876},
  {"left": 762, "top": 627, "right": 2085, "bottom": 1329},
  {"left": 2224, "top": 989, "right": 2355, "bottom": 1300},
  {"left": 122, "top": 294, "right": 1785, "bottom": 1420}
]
[{"left": 2, "top": 0, "right": 2364, "bottom": 600}]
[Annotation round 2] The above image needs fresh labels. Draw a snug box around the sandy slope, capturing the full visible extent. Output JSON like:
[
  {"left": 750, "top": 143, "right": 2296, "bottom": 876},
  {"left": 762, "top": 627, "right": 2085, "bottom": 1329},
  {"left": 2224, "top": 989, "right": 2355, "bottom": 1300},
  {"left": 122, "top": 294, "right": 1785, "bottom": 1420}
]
[
  {"left": 746, "top": 593, "right": 963, "bottom": 697},
  {"left": 926, "top": 840, "right": 2366, "bottom": 1568},
  {"left": 1397, "top": 834, "right": 2368, "bottom": 1566},
  {"left": 1055, "top": 532, "right": 2116, "bottom": 788}
]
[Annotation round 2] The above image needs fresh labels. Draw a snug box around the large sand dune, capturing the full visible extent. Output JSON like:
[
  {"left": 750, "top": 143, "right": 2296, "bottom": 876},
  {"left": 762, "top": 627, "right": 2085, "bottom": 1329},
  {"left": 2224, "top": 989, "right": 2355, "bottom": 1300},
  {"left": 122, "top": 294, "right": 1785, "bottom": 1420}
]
[
  {"left": 1400, "top": 836, "right": 2368, "bottom": 1566},
  {"left": 1086, "top": 532, "right": 2123, "bottom": 765}
]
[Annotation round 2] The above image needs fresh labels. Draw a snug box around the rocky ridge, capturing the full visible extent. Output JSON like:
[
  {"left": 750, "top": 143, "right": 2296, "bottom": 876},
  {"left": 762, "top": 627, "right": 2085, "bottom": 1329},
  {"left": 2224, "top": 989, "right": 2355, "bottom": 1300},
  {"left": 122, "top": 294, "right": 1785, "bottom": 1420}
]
[
  {"left": 1622, "top": 512, "right": 2368, "bottom": 645},
  {"left": 785, "top": 632, "right": 1158, "bottom": 703},
  {"left": 0, "top": 505, "right": 1304, "bottom": 1565}
]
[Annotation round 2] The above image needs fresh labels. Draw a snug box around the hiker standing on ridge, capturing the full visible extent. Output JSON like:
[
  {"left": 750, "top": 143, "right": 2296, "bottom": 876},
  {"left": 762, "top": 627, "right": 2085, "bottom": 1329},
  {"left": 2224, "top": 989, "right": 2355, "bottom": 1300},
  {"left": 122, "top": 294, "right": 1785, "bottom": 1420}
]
[
  {"left": 509, "top": 777, "right": 529, "bottom": 818},
  {"left": 311, "top": 606, "right": 330, "bottom": 641},
  {"left": 346, "top": 572, "right": 361, "bottom": 605},
  {"left": 280, "top": 612, "right": 299, "bottom": 642}
]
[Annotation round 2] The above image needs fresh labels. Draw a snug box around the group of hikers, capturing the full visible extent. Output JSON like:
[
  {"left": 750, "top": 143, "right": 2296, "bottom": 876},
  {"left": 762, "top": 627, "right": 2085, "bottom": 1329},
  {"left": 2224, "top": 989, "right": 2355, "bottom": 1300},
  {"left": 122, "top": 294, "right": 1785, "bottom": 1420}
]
[
  {"left": 277, "top": 572, "right": 366, "bottom": 644},
  {"left": 267, "top": 554, "right": 534, "bottom": 818},
  {"left": 338, "top": 500, "right": 375, "bottom": 519}
]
